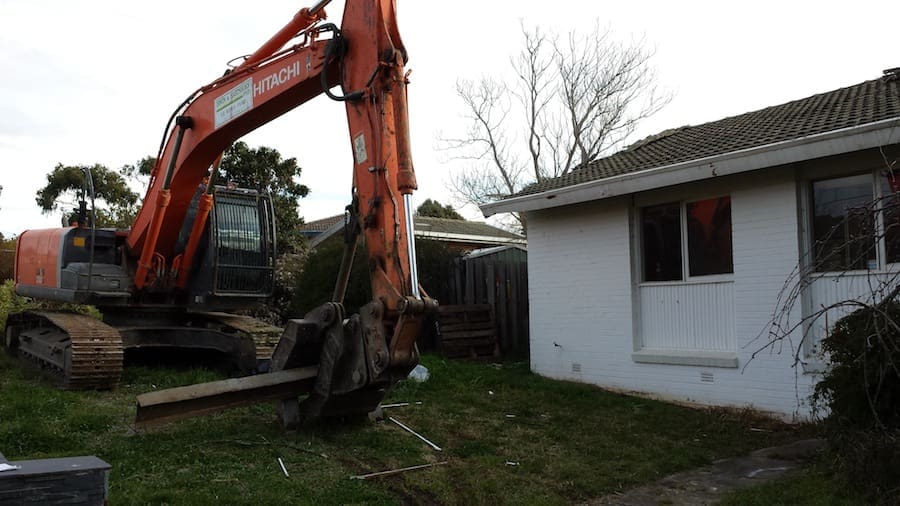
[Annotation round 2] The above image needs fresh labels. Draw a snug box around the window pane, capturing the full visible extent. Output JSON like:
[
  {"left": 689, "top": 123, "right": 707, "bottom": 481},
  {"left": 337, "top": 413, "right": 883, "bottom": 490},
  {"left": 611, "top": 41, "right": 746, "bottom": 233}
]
[
  {"left": 687, "top": 196, "right": 733, "bottom": 276},
  {"left": 642, "top": 203, "right": 682, "bottom": 281},
  {"left": 879, "top": 171, "right": 900, "bottom": 263},
  {"left": 812, "top": 174, "right": 875, "bottom": 272}
]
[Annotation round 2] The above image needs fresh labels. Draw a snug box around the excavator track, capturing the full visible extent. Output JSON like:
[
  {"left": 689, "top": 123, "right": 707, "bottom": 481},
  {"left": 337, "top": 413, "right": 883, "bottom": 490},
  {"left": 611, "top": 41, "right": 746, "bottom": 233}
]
[
  {"left": 199, "top": 313, "right": 282, "bottom": 362},
  {"left": 4, "top": 311, "right": 123, "bottom": 390}
]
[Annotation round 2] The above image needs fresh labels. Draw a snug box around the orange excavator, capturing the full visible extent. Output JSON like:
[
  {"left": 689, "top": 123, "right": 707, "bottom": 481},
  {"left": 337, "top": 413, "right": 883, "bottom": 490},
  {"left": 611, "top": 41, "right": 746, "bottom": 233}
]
[{"left": 4, "top": 0, "right": 435, "bottom": 422}]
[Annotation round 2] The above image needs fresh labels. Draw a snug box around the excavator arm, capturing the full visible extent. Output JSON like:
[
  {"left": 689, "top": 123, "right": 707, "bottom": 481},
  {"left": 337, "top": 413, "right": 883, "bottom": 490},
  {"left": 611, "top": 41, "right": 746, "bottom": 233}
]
[
  {"left": 131, "top": 0, "right": 436, "bottom": 425},
  {"left": 126, "top": 5, "right": 334, "bottom": 282}
]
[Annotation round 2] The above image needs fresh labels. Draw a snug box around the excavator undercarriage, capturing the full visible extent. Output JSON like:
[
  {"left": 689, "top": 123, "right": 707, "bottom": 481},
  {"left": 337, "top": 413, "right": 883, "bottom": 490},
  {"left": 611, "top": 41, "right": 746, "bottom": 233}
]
[
  {"left": 5, "top": 311, "right": 123, "bottom": 390},
  {"left": 3, "top": 309, "right": 283, "bottom": 390}
]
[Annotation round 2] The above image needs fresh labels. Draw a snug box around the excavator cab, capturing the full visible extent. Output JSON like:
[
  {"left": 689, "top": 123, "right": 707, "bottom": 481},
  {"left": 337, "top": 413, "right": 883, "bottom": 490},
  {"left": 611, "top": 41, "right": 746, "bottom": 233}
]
[{"left": 186, "top": 187, "right": 276, "bottom": 310}]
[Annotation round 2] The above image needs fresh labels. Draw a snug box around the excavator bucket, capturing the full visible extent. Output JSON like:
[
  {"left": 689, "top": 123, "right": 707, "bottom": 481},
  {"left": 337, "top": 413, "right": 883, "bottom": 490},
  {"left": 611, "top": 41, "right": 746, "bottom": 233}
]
[{"left": 134, "top": 301, "right": 401, "bottom": 428}]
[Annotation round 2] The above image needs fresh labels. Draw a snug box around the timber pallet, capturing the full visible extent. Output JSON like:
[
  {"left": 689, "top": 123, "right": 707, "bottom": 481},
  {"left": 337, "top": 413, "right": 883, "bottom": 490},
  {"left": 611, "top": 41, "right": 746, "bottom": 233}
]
[{"left": 436, "top": 304, "right": 500, "bottom": 359}]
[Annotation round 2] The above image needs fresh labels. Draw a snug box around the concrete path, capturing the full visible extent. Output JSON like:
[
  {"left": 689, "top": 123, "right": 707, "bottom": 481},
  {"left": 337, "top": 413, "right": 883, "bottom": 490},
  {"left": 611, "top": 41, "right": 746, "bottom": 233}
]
[{"left": 587, "top": 439, "right": 824, "bottom": 505}]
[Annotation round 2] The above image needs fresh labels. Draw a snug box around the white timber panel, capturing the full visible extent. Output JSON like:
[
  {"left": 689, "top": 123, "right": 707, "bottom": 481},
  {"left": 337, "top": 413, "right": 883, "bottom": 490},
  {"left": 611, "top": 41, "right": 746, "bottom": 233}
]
[
  {"left": 806, "top": 272, "right": 897, "bottom": 351},
  {"left": 639, "top": 281, "right": 735, "bottom": 351}
]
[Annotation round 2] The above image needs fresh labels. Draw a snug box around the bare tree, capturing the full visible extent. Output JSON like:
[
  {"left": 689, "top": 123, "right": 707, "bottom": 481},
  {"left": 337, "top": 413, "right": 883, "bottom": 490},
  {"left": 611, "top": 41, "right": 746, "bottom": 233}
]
[{"left": 441, "top": 22, "right": 670, "bottom": 231}]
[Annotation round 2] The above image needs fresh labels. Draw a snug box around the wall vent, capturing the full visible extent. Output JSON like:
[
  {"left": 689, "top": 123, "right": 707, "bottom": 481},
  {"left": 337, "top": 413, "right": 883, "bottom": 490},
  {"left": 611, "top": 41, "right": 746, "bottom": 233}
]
[
  {"left": 571, "top": 362, "right": 582, "bottom": 373},
  {"left": 700, "top": 371, "right": 714, "bottom": 383}
]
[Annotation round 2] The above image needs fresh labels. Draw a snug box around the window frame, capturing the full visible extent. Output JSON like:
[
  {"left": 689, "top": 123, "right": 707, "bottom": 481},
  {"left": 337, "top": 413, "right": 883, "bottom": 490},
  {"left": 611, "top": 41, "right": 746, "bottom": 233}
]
[
  {"left": 799, "top": 168, "right": 900, "bottom": 371},
  {"left": 807, "top": 169, "right": 900, "bottom": 274},
  {"left": 637, "top": 194, "right": 734, "bottom": 286}
]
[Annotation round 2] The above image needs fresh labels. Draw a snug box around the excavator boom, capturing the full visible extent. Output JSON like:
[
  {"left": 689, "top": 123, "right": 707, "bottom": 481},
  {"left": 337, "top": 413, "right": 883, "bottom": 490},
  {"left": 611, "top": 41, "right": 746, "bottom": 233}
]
[{"left": 129, "top": 0, "right": 436, "bottom": 425}]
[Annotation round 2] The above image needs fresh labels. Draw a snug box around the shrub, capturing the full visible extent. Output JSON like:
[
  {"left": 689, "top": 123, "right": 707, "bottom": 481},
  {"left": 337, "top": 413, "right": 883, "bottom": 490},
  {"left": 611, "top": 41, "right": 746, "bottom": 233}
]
[
  {"left": 0, "top": 235, "right": 15, "bottom": 282},
  {"left": 290, "top": 236, "right": 370, "bottom": 317},
  {"left": 240, "top": 251, "right": 309, "bottom": 325},
  {"left": 290, "top": 237, "right": 460, "bottom": 317},
  {"left": 0, "top": 279, "right": 101, "bottom": 333},
  {"left": 813, "top": 300, "right": 900, "bottom": 500},
  {"left": 0, "top": 279, "right": 32, "bottom": 329}
]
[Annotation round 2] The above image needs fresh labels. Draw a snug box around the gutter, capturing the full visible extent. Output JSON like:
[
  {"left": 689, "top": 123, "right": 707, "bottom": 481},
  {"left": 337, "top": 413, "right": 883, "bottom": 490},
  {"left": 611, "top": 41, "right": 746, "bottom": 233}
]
[
  {"left": 415, "top": 230, "right": 526, "bottom": 245},
  {"left": 309, "top": 219, "right": 526, "bottom": 248},
  {"left": 480, "top": 116, "right": 900, "bottom": 216}
]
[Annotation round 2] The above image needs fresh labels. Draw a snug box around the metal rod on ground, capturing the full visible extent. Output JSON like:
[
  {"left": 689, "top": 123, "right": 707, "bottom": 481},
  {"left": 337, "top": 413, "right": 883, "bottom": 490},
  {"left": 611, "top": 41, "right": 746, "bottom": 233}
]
[
  {"left": 388, "top": 416, "right": 441, "bottom": 451},
  {"left": 278, "top": 457, "right": 289, "bottom": 477},
  {"left": 380, "top": 401, "right": 423, "bottom": 409},
  {"left": 350, "top": 461, "right": 447, "bottom": 480}
]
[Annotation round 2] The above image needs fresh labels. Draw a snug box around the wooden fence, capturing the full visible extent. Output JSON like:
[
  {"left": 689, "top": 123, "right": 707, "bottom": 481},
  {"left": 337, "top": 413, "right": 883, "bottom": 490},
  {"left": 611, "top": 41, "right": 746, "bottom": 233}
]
[{"left": 443, "top": 246, "right": 529, "bottom": 357}]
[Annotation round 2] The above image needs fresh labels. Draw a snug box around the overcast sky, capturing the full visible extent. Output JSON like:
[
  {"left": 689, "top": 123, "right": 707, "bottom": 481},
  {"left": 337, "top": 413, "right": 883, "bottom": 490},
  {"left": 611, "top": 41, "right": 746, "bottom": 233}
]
[{"left": 1, "top": 0, "right": 897, "bottom": 237}]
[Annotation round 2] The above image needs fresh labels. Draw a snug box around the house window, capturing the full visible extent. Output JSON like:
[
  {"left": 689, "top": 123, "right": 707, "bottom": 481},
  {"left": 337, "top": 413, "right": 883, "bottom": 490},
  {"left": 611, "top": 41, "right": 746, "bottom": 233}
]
[
  {"left": 641, "top": 196, "right": 733, "bottom": 281},
  {"left": 810, "top": 171, "right": 900, "bottom": 272},
  {"left": 879, "top": 171, "right": 900, "bottom": 264},
  {"left": 811, "top": 174, "right": 875, "bottom": 272},
  {"left": 641, "top": 202, "right": 681, "bottom": 281},
  {"left": 687, "top": 197, "right": 733, "bottom": 276}
]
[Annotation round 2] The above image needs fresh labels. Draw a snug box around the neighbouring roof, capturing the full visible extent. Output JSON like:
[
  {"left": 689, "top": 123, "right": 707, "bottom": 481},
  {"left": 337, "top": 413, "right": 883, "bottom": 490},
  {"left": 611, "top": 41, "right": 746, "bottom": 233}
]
[
  {"left": 302, "top": 214, "right": 344, "bottom": 233},
  {"left": 483, "top": 70, "right": 900, "bottom": 215},
  {"left": 302, "top": 214, "right": 525, "bottom": 247},
  {"left": 463, "top": 244, "right": 527, "bottom": 261},
  {"left": 414, "top": 216, "right": 524, "bottom": 242}
]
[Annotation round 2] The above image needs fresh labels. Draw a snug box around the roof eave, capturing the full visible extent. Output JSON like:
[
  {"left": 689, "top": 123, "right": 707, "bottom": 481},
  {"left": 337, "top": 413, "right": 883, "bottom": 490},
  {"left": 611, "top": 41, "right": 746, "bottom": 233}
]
[
  {"left": 309, "top": 220, "right": 527, "bottom": 249},
  {"left": 480, "top": 117, "right": 900, "bottom": 216},
  {"left": 415, "top": 230, "right": 526, "bottom": 245}
]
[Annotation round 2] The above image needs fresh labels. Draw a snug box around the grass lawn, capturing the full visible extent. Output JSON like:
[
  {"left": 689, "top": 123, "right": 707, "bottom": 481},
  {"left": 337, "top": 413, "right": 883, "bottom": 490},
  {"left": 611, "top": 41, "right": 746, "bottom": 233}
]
[
  {"left": 0, "top": 353, "right": 812, "bottom": 504},
  {"left": 719, "top": 463, "right": 866, "bottom": 506}
]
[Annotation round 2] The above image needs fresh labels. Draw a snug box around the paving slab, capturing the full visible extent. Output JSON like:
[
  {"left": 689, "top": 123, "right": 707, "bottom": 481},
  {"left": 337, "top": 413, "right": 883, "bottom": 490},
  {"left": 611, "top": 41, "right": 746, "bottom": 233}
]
[{"left": 0, "top": 455, "right": 110, "bottom": 506}]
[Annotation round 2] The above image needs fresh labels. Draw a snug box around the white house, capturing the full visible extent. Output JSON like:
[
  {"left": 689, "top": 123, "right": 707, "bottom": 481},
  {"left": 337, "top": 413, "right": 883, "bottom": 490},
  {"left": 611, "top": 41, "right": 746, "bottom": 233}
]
[{"left": 481, "top": 70, "right": 900, "bottom": 419}]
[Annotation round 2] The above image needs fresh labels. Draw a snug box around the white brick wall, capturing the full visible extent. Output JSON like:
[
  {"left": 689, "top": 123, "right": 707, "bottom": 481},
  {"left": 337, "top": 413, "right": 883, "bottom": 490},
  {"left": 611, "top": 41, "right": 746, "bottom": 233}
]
[{"left": 526, "top": 171, "right": 819, "bottom": 419}]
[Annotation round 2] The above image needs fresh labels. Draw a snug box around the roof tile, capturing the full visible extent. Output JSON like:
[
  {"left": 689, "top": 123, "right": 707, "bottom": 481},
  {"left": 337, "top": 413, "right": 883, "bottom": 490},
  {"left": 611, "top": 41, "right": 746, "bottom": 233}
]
[{"left": 510, "top": 73, "right": 900, "bottom": 198}]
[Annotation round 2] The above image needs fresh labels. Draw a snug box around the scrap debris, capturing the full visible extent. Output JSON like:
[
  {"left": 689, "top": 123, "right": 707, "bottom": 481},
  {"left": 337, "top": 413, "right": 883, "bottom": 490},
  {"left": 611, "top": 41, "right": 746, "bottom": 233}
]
[
  {"left": 277, "top": 457, "right": 289, "bottom": 477},
  {"left": 380, "top": 401, "right": 423, "bottom": 409},
  {"left": 747, "top": 466, "right": 791, "bottom": 478},
  {"left": 350, "top": 461, "right": 448, "bottom": 480},
  {"left": 388, "top": 416, "right": 442, "bottom": 451}
]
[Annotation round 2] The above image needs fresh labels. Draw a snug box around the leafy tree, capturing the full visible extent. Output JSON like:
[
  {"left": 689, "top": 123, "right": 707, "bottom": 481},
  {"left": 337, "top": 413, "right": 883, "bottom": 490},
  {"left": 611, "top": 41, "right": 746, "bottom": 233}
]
[
  {"left": 38, "top": 142, "right": 308, "bottom": 254},
  {"left": 35, "top": 163, "right": 139, "bottom": 228},
  {"left": 118, "top": 156, "right": 156, "bottom": 187},
  {"left": 416, "top": 199, "right": 464, "bottom": 220},
  {"left": 442, "top": 22, "right": 669, "bottom": 230},
  {"left": 218, "top": 142, "right": 309, "bottom": 254},
  {"left": 0, "top": 235, "right": 15, "bottom": 281}
]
